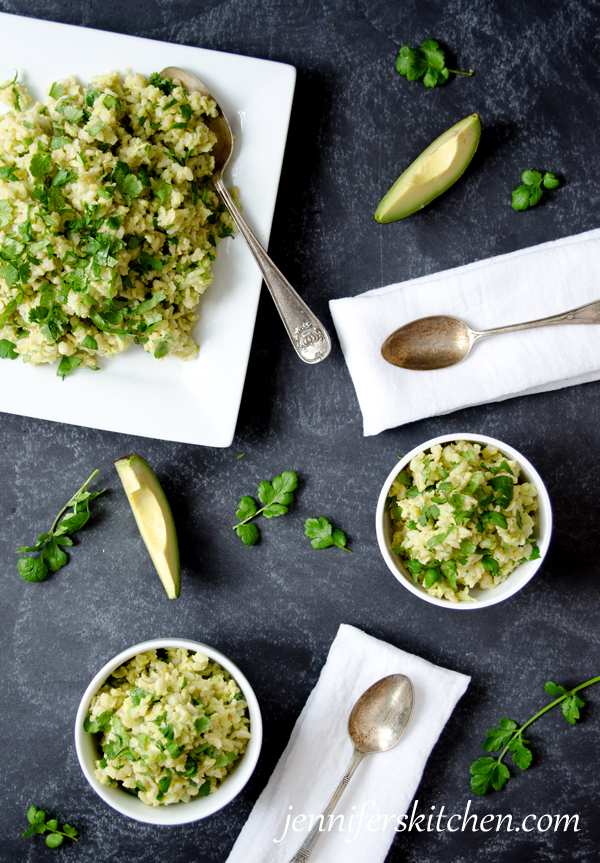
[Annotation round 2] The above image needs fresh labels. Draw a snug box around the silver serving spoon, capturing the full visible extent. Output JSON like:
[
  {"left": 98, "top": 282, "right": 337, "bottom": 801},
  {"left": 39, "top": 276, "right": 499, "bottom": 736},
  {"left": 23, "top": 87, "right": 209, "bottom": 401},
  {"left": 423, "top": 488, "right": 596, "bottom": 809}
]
[
  {"left": 160, "top": 67, "right": 331, "bottom": 364},
  {"left": 289, "top": 674, "right": 414, "bottom": 862},
  {"left": 381, "top": 298, "right": 600, "bottom": 370}
]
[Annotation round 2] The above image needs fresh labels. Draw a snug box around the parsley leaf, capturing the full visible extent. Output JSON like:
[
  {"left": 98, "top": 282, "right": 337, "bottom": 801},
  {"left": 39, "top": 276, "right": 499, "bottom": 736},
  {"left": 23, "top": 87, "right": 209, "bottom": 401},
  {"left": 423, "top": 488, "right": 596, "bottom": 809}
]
[
  {"left": 471, "top": 675, "right": 599, "bottom": 794},
  {"left": 511, "top": 170, "right": 561, "bottom": 210},
  {"left": 16, "top": 469, "right": 105, "bottom": 582},
  {"left": 396, "top": 39, "right": 473, "bottom": 87},
  {"left": 236, "top": 522, "right": 259, "bottom": 546},
  {"left": 0, "top": 338, "right": 18, "bottom": 359},
  {"left": 149, "top": 72, "right": 177, "bottom": 95},
  {"left": 23, "top": 806, "right": 78, "bottom": 846},
  {"left": 233, "top": 470, "right": 298, "bottom": 544},
  {"left": 304, "top": 517, "right": 352, "bottom": 552},
  {"left": 0, "top": 200, "right": 13, "bottom": 227}
]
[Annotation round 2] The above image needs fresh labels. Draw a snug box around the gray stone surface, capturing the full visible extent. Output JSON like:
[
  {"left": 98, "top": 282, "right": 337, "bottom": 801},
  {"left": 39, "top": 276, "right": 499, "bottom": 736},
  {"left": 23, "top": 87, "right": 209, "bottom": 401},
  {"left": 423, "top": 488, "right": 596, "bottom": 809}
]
[{"left": 0, "top": 0, "right": 599, "bottom": 861}]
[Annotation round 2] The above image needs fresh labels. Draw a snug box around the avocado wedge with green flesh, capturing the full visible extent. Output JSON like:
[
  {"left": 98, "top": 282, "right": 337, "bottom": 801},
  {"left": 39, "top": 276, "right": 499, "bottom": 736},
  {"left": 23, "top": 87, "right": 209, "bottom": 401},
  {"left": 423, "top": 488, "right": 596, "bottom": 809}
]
[
  {"left": 375, "top": 113, "right": 481, "bottom": 223},
  {"left": 115, "top": 454, "right": 180, "bottom": 599}
]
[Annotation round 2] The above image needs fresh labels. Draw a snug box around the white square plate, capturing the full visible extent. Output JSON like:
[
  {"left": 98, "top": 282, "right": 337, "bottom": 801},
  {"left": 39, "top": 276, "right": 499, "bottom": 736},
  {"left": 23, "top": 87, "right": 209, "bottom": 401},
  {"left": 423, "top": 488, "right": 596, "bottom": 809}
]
[{"left": 0, "top": 12, "right": 295, "bottom": 446}]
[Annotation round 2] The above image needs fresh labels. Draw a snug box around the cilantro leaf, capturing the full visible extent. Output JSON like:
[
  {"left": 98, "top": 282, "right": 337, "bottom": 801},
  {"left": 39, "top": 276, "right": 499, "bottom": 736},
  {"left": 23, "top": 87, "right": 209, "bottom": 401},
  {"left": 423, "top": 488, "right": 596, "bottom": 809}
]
[
  {"left": 149, "top": 73, "right": 177, "bottom": 95},
  {"left": 57, "top": 355, "right": 81, "bottom": 380},
  {"left": 17, "top": 556, "right": 49, "bottom": 582},
  {"left": 42, "top": 538, "right": 68, "bottom": 572},
  {"left": 16, "top": 469, "right": 105, "bottom": 583},
  {"left": 154, "top": 339, "right": 170, "bottom": 359},
  {"left": 236, "top": 522, "right": 259, "bottom": 546},
  {"left": 544, "top": 681, "right": 567, "bottom": 696},
  {"left": 154, "top": 181, "right": 173, "bottom": 204},
  {"left": 236, "top": 496, "right": 257, "bottom": 521},
  {"left": 56, "top": 102, "right": 84, "bottom": 124},
  {"left": 194, "top": 716, "right": 211, "bottom": 733},
  {"left": 561, "top": 694, "right": 585, "bottom": 725},
  {"left": 396, "top": 39, "right": 473, "bottom": 87},
  {"left": 112, "top": 161, "right": 144, "bottom": 205},
  {"left": 470, "top": 757, "right": 510, "bottom": 795},
  {"left": 304, "top": 517, "right": 351, "bottom": 552},
  {"left": 81, "top": 334, "right": 98, "bottom": 350},
  {"left": 508, "top": 735, "right": 533, "bottom": 769},
  {"left": 482, "top": 718, "right": 518, "bottom": 751},
  {"left": 0, "top": 200, "right": 13, "bottom": 227},
  {"left": 511, "top": 169, "right": 561, "bottom": 210},
  {"left": 257, "top": 470, "right": 298, "bottom": 517},
  {"left": 0, "top": 339, "right": 18, "bottom": 359},
  {"left": 29, "top": 153, "right": 52, "bottom": 177}
]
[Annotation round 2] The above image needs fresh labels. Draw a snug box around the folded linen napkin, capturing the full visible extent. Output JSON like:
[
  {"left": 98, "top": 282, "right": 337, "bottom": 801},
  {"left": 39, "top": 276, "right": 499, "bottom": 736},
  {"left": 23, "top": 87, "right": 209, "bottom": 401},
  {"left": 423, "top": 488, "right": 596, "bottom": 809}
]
[
  {"left": 329, "top": 227, "right": 600, "bottom": 436},
  {"left": 225, "top": 624, "right": 470, "bottom": 863}
]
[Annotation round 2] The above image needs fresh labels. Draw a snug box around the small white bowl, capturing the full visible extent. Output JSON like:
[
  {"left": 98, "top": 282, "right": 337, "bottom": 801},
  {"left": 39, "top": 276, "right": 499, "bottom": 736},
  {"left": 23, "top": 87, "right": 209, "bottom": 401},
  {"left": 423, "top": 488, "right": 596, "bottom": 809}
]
[
  {"left": 74, "top": 637, "right": 262, "bottom": 825},
  {"left": 376, "top": 433, "right": 552, "bottom": 610}
]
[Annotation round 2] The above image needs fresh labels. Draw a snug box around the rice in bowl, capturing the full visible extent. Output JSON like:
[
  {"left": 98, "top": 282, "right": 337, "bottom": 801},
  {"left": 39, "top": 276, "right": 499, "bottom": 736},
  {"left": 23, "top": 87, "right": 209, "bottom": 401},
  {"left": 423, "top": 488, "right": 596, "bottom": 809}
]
[
  {"left": 386, "top": 440, "right": 539, "bottom": 603},
  {"left": 84, "top": 647, "right": 251, "bottom": 806}
]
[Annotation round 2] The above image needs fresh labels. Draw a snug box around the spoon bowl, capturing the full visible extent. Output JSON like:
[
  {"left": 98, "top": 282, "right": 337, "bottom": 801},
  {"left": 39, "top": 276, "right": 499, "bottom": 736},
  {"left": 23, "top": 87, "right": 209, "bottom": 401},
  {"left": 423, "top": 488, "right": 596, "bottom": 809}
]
[{"left": 349, "top": 673, "right": 414, "bottom": 753}]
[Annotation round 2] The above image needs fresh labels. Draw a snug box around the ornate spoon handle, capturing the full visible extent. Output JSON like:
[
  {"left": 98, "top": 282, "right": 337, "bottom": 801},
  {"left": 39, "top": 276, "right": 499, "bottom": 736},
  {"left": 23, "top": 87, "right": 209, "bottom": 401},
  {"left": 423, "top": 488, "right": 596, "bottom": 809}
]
[
  {"left": 288, "top": 749, "right": 365, "bottom": 863},
  {"left": 473, "top": 299, "right": 600, "bottom": 342},
  {"left": 214, "top": 177, "right": 332, "bottom": 364}
]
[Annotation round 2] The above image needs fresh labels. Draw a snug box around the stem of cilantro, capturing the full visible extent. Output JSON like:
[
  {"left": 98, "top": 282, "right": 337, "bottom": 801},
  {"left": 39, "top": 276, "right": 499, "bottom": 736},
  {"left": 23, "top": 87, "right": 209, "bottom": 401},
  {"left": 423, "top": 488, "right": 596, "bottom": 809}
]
[
  {"left": 447, "top": 68, "right": 474, "bottom": 76},
  {"left": 492, "top": 675, "right": 600, "bottom": 769},
  {"left": 40, "top": 469, "right": 99, "bottom": 551},
  {"left": 232, "top": 503, "right": 269, "bottom": 529}
]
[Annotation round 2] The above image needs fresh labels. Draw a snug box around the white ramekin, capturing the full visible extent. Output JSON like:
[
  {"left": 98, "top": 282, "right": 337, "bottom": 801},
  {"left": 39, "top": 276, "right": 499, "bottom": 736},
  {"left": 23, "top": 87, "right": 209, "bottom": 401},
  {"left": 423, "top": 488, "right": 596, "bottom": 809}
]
[
  {"left": 376, "top": 433, "right": 552, "bottom": 610},
  {"left": 74, "top": 637, "right": 262, "bottom": 825}
]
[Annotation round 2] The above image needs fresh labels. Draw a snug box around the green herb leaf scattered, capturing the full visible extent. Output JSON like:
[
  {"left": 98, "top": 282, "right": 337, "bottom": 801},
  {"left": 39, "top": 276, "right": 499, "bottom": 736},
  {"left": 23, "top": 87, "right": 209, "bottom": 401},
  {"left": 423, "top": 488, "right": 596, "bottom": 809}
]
[
  {"left": 470, "top": 675, "right": 599, "bottom": 794},
  {"left": 22, "top": 806, "right": 78, "bottom": 846},
  {"left": 304, "top": 517, "right": 351, "bottom": 552},
  {"left": 233, "top": 470, "right": 298, "bottom": 544},
  {"left": 511, "top": 170, "right": 561, "bottom": 210},
  {"left": 396, "top": 39, "right": 473, "bottom": 87},
  {"left": 16, "top": 469, "right": 105, "bottom": 582}
]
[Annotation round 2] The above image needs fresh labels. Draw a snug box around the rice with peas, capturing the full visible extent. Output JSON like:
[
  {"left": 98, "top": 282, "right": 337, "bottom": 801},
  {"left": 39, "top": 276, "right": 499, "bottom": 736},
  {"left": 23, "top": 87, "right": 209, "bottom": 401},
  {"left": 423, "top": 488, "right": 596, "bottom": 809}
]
[
  {"left": 84, "top": 648, "right": 251, "bottom": 806},
  {"left": 387, "top": 440, "right": 539, "bottom": 602},
  {"left": 0, "top": 70, "right": 235, "bottom": 378}
]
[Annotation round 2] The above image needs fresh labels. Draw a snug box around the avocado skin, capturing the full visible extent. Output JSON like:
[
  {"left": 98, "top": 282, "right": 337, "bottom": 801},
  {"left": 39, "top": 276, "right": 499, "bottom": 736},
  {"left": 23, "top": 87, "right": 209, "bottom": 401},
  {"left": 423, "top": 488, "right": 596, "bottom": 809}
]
[
  {"left": 115, "top": 453, "right": 181, "bottom": 599},
  {"left": 375, "top": 113, "right": 481, "bottom": 223}
]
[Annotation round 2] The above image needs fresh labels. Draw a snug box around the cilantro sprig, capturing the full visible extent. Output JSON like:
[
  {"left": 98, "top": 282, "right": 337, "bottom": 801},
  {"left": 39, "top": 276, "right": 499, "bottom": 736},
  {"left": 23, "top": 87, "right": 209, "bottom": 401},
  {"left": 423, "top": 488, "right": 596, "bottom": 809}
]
[
  {"left": 470, "top": 675, "right": 600, "bottom": 795},
  {"left": 16, "top": 469, "right": 106, "bottom": 582},
  {"left": 511, "top": 170, "right": 560, "bottom": 211},
  {"left": 304, "top": 517, "right": 351, "bottom": 552},
  {"left": 396, "top": 39, "right": 473, "bottom": 87},
  {"left": 233, "top": 471, "right": 298, "bottom": 546},
  {"left": 23, "top": 806, "right": 78, "bottom": 848}
]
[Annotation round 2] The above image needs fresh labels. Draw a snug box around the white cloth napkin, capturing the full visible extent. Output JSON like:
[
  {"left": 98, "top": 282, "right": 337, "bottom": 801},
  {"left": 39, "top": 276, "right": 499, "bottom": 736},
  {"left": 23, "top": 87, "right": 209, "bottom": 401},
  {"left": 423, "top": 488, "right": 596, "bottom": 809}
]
[
  {"left": 329, "top": 227, "right": 600, "bottom": 436},
  {"left": 225, "top": 624, "right": 470, "bottom": 863}
]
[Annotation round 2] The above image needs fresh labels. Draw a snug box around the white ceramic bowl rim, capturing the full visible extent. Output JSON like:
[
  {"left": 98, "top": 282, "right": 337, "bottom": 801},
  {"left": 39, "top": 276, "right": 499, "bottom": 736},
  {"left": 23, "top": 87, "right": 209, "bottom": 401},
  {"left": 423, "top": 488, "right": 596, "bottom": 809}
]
[
  {"left": 375, "top": 432, "right": 553, "bottom": 610},
  {"left": 74, "top": 637, "right": 262, "bottom": 825}
]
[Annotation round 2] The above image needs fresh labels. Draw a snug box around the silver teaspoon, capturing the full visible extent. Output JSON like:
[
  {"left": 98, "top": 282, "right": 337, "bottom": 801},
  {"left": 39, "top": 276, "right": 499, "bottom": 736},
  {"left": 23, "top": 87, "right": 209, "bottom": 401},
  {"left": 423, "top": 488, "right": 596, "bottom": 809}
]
[
  {"left": 289, "top": 674, "right": 414, "bottom": 863},
  {"left": 381, "top": 298, "right": 600, "bottom": 370},
  {"left": 160, "top": 66, "right": 331, "bottom": 364}
]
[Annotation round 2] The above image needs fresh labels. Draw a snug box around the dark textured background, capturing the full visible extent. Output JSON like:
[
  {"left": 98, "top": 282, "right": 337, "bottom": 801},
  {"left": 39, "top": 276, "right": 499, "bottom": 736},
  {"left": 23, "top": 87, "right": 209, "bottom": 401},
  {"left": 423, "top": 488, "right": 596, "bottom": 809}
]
[{"left": 1, "top": 0, "right": 599, "bottom": 861}]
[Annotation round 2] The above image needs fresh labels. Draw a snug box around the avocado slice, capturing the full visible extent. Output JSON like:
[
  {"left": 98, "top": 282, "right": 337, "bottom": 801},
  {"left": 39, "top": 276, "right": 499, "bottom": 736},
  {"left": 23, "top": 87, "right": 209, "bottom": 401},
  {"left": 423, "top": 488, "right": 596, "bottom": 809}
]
[
  {"left": 115, "top": 454, "right": 180, "bottom": 599},
  {"left": 374, "top": 113, "right": 481, "bottom": 223}
]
